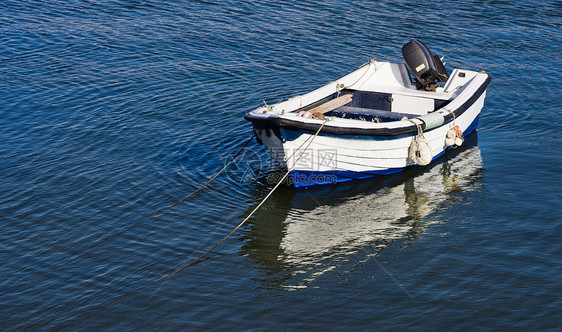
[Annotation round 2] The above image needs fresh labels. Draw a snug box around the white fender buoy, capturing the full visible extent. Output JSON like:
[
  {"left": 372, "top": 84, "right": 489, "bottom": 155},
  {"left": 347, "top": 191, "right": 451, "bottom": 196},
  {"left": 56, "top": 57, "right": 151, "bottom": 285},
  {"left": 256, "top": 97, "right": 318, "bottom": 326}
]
[
  {"left": 454, "top": 137, "right": 464, "bottom": 146},
  {"left": 409, "top": 136, "right": 432, "bottom": 166},
  {"left": 446, "top": 129, "right": 456, "bottom": 139},
  {"left": 445, "top": 126, "right": 464, "bottom": 147}
]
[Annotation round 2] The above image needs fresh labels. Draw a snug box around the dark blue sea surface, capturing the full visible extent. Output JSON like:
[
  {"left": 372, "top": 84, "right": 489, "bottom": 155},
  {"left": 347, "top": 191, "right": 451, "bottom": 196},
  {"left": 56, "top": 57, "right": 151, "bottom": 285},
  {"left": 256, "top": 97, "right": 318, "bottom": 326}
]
[{"left": 1, "top": 0, "right": 561, "bottom": 330}]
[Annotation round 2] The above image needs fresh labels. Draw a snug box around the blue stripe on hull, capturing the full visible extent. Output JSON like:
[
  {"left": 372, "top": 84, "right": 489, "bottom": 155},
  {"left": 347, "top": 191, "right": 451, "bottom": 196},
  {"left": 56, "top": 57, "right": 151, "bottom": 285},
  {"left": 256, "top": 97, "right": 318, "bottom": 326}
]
[{"left": 290, "top": 115, "right": 479, "bottom": 189}]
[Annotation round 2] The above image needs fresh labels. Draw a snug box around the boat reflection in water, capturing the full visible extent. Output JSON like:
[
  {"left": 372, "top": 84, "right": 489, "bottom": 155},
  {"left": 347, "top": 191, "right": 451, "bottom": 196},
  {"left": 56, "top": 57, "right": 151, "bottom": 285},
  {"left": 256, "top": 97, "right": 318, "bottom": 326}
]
[{"left": 241, "top": 133, "right": 483, "bottom": 289}]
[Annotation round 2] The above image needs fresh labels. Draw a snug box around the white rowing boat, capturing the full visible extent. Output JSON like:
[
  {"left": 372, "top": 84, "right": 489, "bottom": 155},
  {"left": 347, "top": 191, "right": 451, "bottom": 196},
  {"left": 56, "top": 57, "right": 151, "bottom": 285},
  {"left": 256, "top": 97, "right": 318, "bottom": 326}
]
[{"left": 245, "top": 40, "right": 491, "bottom": 189}]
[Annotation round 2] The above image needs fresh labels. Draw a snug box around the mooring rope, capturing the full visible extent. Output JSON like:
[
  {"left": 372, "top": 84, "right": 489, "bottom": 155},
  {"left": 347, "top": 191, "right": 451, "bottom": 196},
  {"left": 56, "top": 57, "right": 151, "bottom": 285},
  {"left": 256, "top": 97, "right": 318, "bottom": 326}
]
[
  {"left": 65, "top": 120, "right": 328, "bottom": 329},
  {"left": 162, "top": 119, "right": 328, "bottom": 279},
  {"left": 9, "top": 133, "right": 255, "bottom": 295},
  {"left": 155, "top": 133, "right": 255, "bottom": 216},
  {"left": 337, "top": 58, "right": 376, "bottom": 94}
]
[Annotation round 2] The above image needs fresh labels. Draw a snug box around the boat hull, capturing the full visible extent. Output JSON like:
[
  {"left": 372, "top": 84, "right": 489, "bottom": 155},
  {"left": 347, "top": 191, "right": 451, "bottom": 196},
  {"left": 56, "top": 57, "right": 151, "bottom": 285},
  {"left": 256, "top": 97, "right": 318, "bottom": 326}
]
[
  {"left": 288, "top": 114, "right": 479, "bottom": 188},
  {"left": 254, "top": 92, "right": 485, "bottom": 189}
]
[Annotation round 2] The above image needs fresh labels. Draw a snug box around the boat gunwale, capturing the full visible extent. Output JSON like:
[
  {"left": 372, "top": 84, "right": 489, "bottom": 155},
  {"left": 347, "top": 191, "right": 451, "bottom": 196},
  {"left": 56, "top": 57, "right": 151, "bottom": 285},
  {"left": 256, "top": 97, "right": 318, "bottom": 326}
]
[{"left": 245, "top": 75, "right": 491, "bottom": 137}]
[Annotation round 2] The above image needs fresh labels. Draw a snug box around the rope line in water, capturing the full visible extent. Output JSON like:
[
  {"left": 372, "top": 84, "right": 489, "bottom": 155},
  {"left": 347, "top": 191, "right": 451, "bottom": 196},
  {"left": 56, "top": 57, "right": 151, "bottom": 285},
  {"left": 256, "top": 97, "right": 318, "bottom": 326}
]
[
  {"left": 155, "top": 133, "right": 255, "bottom": 215},
  {"left": 163, "top": 124, "right": 324, "bottom": 279},
  {"left": 163, "top": 120, "right": 328, "bottom": 279},
  {"left": 66, "top": 120, "right": 328, "bottom": 329},
  {"left": 10, "top": 133, "right": 255, "bottom": 294}
]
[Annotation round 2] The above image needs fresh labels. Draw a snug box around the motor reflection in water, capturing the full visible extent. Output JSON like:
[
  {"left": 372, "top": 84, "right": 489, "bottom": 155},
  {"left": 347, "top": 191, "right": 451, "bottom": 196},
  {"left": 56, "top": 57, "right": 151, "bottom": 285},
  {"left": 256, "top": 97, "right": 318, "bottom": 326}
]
[{"left": 240, "top": 133, "right": 483, "bottom": 289}]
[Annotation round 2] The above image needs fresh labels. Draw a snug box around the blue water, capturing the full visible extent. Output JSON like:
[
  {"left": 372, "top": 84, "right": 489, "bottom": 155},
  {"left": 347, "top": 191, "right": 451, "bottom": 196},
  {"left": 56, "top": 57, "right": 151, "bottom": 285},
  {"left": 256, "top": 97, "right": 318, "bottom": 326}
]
[{"left": 1, "top": 0, "right": 561, "bottom": 330}]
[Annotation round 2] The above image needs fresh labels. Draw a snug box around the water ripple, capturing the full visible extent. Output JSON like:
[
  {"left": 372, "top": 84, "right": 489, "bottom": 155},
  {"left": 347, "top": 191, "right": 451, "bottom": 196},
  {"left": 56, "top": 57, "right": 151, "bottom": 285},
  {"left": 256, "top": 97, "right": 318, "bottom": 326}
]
[{"left": 1, "top": 0, "right": 561, "bottom": 330}]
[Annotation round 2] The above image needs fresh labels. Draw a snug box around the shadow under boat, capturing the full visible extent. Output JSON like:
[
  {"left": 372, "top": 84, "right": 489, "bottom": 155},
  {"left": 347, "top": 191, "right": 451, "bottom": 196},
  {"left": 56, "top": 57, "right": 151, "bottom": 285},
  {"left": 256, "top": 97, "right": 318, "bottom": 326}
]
[{"left": 239, "top": 132, "right": 483, "bottom": 288}]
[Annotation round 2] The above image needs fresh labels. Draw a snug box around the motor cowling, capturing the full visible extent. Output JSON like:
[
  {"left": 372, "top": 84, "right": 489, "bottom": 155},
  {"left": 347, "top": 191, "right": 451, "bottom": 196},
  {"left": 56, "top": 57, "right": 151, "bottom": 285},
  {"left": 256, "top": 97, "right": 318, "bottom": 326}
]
[{"left": 402, "top": 39, "right": 449, "bottom": 91}]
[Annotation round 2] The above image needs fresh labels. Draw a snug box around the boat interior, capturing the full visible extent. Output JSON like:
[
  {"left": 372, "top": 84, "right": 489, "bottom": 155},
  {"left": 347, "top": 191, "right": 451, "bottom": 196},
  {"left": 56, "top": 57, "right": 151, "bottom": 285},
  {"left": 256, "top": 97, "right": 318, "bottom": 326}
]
[
  {"left": 295, "top": 88, "right": 452, "bottom": 123},
  {"left": 292, "top": 40, "right": 461, "bottom": 123}
]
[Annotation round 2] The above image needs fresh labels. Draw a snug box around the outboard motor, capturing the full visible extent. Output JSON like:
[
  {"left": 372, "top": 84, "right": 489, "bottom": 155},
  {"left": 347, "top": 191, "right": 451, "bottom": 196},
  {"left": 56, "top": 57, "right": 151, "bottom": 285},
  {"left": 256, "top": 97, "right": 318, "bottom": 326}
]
[{"left": 402, "top": 39, "right": 449, "bottom": 91}]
